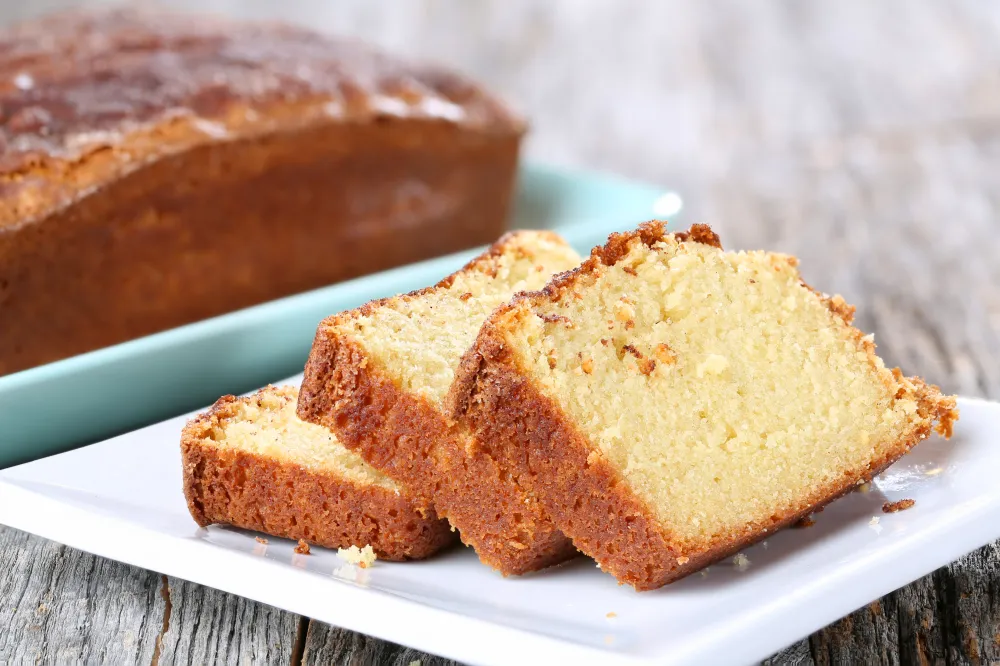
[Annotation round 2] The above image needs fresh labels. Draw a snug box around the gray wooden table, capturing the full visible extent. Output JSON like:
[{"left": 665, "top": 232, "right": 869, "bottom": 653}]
[{"left": 2, "top": 1, "right": 999, "bottom": 664}]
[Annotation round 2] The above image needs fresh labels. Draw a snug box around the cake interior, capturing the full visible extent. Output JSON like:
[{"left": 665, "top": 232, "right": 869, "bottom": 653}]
[
  {"left": 502, "top": 234, "right": 942, "bottom": 550},
  {"left": 204, "top": 386, "right": 397, "bottom": 490},
  {"left": 337, "top": 231, "right": 582, "bottom": 406}
]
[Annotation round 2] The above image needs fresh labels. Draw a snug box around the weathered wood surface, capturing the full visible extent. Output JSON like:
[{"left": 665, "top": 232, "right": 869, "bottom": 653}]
[{"left": 2, "top": 1, "right": 1000, "bottom": 664}]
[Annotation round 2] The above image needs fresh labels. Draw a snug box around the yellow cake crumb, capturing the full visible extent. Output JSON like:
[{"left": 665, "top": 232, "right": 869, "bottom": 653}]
[
  {"left": 337, "top": 544, "right": 377, "bottom": 568},
  {"left": 733, "top": 553, "right": 750, "bottom": 570},
  {"left": 696, "top": 353, "right": 729, "bottom": 377}
]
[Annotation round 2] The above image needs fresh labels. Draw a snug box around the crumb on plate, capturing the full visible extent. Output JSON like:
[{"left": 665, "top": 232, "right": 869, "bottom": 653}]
[
  {"left": 882, "top": 499, "right": 916, "bottom": 513},
  {"left": 294, "top": 539, "right": 311, "bottom": 555},
  {"left": 337, "top": 544, "right": 377, "bottom": 568}
]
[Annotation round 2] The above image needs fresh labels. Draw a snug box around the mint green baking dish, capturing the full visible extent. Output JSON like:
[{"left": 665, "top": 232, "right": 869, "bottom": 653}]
[{"left": 0, "top": 162, "right": 681, "bottom": 468}]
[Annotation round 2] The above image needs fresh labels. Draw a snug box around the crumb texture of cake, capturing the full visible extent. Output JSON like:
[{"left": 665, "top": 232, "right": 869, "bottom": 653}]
[
  {"left": 343, "top": 231, "right": 581, "bottom": 401},
  {"left": 0, "top": 7, "right": 524, "bottom": 376},
  {"left": 181, "top": 385, "right": 455, "bottom": 561},
  {"left": 451, "top": 221, "right": 958, "bottom": 590},
  {"left": 298, "top": 230, "right": 582, "bottom": 575}
]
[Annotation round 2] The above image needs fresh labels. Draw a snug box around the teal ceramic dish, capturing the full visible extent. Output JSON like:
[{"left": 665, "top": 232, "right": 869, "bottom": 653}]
[{"left": 0, "top": 162, "right": 681, "bottom": 468}]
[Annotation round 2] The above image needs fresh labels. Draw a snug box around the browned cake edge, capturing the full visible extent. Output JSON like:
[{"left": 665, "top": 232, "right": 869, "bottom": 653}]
[
  {"left": 296, "top": 232, "right": 579, "bottom": 575},
  {"left": 448, "top": 221, "right": 959, "bottom": 590},
  {"left": 181, "top": 394, "right": 456, "bottom": 561}
]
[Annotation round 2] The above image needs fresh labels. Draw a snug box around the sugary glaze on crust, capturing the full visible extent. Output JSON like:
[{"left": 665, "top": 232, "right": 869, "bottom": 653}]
[
  {"left": 297, "top": 231, "right": 579, "bottom": 575},
  {"left": 0, "top": 7, "right": 523, "bottom": 228},
  {"left": 181, "top": 389, "right": 455, "bottom": 561},
  {"left": 449, "top": 221, "right": 958, "bottom": 589}
]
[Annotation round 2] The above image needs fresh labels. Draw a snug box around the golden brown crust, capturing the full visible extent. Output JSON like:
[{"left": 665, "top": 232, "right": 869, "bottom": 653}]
[
  {"left": 493, "top": 221, "right": 720, "bottom": 314},
  {"left": 296, "top": 319, "right": 577, "bottom": 575},
  {"left": 180, "top": 395, "right": 455, "bottom": 561},
  {"left": 449, "top": 222, "right": 960, "bottom": 590},
  {"left": 0, "top": 7, "right": 523, "bottom": 226}
]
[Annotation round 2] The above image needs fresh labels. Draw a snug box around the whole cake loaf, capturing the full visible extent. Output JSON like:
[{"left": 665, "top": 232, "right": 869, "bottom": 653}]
[{"left": 0, "top": 8, "right": 524, "bottom": 376}]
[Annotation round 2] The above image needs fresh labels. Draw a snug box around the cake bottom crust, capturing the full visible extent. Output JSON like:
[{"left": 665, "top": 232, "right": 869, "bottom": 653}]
[
  {"left": 297, "top": 331, "right": 577, "bottom": 575},
  {"left": 451, "top": 335, "right": 953, "bottom": 590},
  {"left": 181, "top": 437, "right": 456, "bottom": 561}
]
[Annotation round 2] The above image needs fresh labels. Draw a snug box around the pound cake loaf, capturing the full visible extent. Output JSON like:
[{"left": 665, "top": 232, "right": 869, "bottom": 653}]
[
  {"left": 450, "top": 221, "right": 959, "bottom": 589},
  {"left": 0, "top": 8, "right": 524, "bottom": 376},
  {"left": 182, "top": 385, "right": 455, "bottom": 560},
  {"left": 298, "top": 231, "right": 582, "bottom": 575}
]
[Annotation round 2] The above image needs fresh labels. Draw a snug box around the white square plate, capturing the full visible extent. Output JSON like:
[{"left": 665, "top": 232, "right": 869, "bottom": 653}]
[{"left": 1, "top": 380, "right": 997, "bottom": 666}]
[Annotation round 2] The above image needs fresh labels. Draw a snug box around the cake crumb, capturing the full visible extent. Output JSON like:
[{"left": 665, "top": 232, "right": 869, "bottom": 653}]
[
  {"left": 623, "top": 266, "right": 638, "bottom": 276},
  {"left": 733, "top": 553, "right": 750, "bottom": 570},
  {"left": 541, "top": 313, "right": 574, "bottom": 328},
  {"left": 338, "top": 544, "right": 377, "bottom": 568},
  {"left": 794, "top": 516, "right": 816, "bottom": 528},
  {"left": 294, "top": 539, "right": 311, "bottom": 555},
  {"left": 581, "top": 357, "right": 594, "bottom": 374},
  {"left": 882, "top": 499, "right": 915, "bottom": 513},
  {"left": 654, "top": 343, "right": 676, "bottom": 365},
  {"left": 459, "top": 292, "right": 473, "bottom": 301},
  {"left": 676, "top": 556, "right": 690, "bottom": 565},
  {"left": 869, "top": 516, "right": 881, "bottom": 526},
  {"left": 856, "top": 482, "right": 872, "bottom": 494},
  {"left": 697, "top": 353, "right": 729, "bottom": 377},
  {"left": 606, "top": 611, "right": 617, "bottom": 619},
  {"left": 622, "top": 344, "right": 656, "bottom": 374},
  {"left": 255, "top": 536, "right": 268, "bottom": 544}
]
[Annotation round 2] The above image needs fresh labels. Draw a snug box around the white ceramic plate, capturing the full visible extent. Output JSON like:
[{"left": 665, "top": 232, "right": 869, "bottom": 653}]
[{"left": 1, "top": 381, "right": 997, "bottom": 666}]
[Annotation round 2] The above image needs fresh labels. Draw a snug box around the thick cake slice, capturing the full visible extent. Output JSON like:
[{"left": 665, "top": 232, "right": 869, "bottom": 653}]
[
  {"left": 182, "top": 385, "right": 455, "bottom": 560},
  {"left": 297, "top": 231, "right": 582, "bottom": 574},
  {"left": 450, "top": 221, "right": 959, "bottom": 589}
]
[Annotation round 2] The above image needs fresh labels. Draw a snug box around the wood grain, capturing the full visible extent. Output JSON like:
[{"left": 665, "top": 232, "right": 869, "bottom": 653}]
[
  {"left": 1, "top": 1, "right": 999, "bottom": 664},
  {"left": 0, "top": 525, "right": 164, "bottom": 665},
  {"left": 302, "top": 623, "right": 456, "bottom": 666}
]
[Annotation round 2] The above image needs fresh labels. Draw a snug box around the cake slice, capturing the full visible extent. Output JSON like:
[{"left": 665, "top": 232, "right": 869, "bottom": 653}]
[
  {"left": 449, "top": 221, "right": 959, "bottom": 589},
  {"left": 182, "top": 385, "right": 455, "bottom": 560},
  {"left": 297, "top": 231, "right": 583, "bottom": 574}
]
